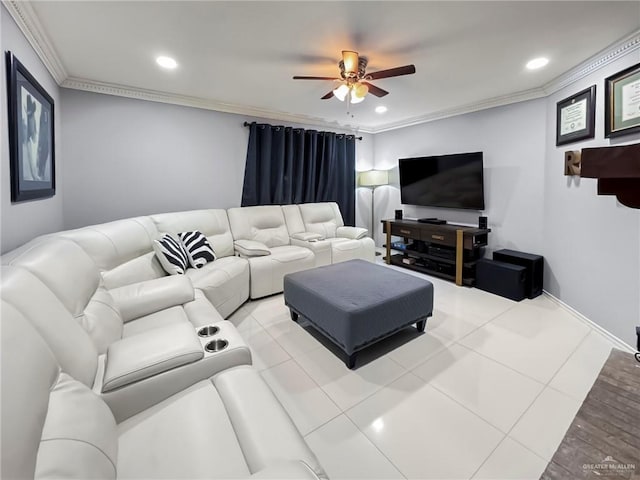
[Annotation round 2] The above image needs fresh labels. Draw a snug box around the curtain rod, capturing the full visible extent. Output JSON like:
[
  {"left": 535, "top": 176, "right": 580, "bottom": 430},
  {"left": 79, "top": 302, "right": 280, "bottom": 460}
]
[{"left": 243, "top": 122, "right": 362, "bottom": 141}]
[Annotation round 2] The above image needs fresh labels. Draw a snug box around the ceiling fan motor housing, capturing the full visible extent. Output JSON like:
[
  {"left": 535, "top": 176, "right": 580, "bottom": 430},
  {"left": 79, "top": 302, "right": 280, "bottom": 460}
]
[{"left": 339, "top": 57, "right": 368, "bottom": 81}]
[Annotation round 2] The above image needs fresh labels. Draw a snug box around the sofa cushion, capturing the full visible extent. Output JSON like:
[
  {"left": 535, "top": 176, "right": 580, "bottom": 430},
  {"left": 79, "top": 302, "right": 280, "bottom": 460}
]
[
  {"left": 245, "top": 246, "right": 315, "bottom": 299},
  {"left": 153, "top": 234, "right": 189, "bottom": 275},
  {"left": 185, "top": 256, "right": 250, "bottom": 318},
  {"left": 178, "top": 230, "right": 216, "bottom": 268},
  {"left": 61, "top": 217, "right": 159, "bottom": 269},
  {"left": 150, "top": 209, "right": 235, "bottom": 259},
  {"left": 117, "top": 381, "right": 251, "bottom": 479},
  {"left": 1, "top": 305, "right": 117, "bottom": 480},
  {"left": 110, "top": 275, "right": 194, "bottom": 322},
  {"left": 0, "top": 267, "right": 99, "bottom": 387},
  {"left": 122, "top": 305, "right": 190, "bottom": 338},
  {"left": 37, "top": 373, "right": 118, "bottom": 479},
  {"left": 298, "top": 202, "right": 344, "bottom": 238},
  {"left": 228, "top": 205, "right": 291, "bottom": 247}
]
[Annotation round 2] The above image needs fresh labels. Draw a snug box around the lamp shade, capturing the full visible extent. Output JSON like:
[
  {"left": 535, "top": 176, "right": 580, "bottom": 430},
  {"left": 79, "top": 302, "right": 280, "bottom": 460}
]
[{"left": 359, "top": 169, "right": 389, "bottom": 187}]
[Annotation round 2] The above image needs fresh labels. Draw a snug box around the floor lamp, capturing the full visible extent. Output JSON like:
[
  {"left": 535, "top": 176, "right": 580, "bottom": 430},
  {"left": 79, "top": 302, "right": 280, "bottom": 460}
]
[{"left": 359, "top": 170, "right": 389, "bottom": 254}]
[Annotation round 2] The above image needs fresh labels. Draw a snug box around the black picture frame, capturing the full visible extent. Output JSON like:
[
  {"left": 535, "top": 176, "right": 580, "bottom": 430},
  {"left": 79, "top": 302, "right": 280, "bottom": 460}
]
[
  {"left": 5, "top": 51, "right": 55, "bottom": 202},
  {"left": 605, "top": 62, "right": 640, "bottom": 138},
  {"left": 556, "top": 85, "right": 596, "bottom": 146}
]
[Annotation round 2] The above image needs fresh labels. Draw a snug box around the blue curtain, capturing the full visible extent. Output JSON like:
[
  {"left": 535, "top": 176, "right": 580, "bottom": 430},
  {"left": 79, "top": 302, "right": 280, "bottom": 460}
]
[{"left": 241, "top": 122, "right": 356, "bottom": 225}]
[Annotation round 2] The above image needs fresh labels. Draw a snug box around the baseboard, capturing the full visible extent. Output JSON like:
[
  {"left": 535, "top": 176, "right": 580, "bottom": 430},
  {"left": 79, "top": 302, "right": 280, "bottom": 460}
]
[{"left": 543, "top": 290, "right": 635, "bottom": 353}]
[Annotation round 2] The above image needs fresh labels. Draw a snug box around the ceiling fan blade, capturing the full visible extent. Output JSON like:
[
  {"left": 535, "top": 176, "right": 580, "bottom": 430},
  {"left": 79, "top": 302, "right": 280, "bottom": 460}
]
[
  {"left": 293, "top": 75, "right": 338, "bottom": 80},
  {"left": 321, "top": 90, "right": 334, "bottom": 100},
  {"left": 366, "top": 64, "right": 416, "bottom": 80},
  {"left": 362, "top": 82, "right": 389, "bottom": 98}
]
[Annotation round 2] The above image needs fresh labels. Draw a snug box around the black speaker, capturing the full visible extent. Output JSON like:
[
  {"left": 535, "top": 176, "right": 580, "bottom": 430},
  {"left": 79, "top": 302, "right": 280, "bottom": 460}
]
[
  {"left": 395, "top": 210, "right": 403, "bottom": 220},
  {"left": 493, "top": 249, "right": 543, "bottom": 299},
  {"left": 479, "top": 216, "right": 488, "bottom": 229},
  {"left": 476, "top": 259, "right": 526, "bottom": 301}
]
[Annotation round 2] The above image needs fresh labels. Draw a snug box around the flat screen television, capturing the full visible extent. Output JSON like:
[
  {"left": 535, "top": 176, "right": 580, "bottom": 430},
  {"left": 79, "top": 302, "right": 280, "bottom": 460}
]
[{"left": 399, "top": 152, "right": 485, "bottom": 210}]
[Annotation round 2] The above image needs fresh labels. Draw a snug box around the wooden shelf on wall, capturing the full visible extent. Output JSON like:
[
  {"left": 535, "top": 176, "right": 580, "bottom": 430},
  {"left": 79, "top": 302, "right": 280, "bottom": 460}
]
[{"left": 580, "top": 143, "right": 640, "bottom": 209}]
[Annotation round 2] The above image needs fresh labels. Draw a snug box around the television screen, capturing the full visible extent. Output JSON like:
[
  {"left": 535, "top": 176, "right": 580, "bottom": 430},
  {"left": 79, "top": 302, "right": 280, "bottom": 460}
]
[{"left": 399, "top": 152, "right": 485, "bottom": 210}]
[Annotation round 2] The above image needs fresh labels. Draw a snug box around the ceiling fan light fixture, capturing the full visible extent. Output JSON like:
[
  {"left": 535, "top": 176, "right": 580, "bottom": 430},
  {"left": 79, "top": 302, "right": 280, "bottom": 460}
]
[
  {"left": 342, "top": 50, "right": 359, "bottom": 75},
  {"left": 353, "top": 83, "right": 368, "bottom": 98},
  {"left": 333, "top": 84, "right": 349, "bottom": 101},
  {"left": 350, "top": 90, "right": 365, "bottom": 104}
]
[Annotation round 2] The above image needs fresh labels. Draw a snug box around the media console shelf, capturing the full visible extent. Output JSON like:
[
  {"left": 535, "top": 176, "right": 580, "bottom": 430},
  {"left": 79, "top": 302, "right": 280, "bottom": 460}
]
[{"left": 383, "top": 219, "right": 490, "bottom": 286}]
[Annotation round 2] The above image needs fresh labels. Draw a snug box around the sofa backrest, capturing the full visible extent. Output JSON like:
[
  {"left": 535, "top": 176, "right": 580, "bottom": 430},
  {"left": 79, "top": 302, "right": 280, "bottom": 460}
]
[
  {"left": 59, "top": 217, "right": 165, "bottom": 290},
  {"left": 0, "top": 266, "right": 100, "bottom": 387},
  {"left": 282, "top": 204, "right": 306, "bottom": 235},
  {"left": 1, "top": 302, "right": 118, "bottom": 479},
  {"left": 297, "top": 202, "right": 345, "bottom": 238},
  {"left": 150, "top": 209, "right": 235, "bottom": 258},
  {"left": 227, "top": 205, "right": 291, "bottom": 247},
  {"left": 1, "top": 237, "right": 124, "bottom": 356}
]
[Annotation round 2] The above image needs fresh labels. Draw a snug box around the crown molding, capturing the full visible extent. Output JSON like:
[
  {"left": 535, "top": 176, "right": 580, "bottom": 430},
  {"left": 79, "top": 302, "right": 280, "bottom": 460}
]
[
  {"left": 543, "top": 29, "right": 640, "bottom": 95},
  {"left": 6, "top": 0, "right": 639, "bottom": 135},
  {"left": 368, "top": 88, "right": 547, "bottom": 134},
  {"left": 2, "top": 0, "right": 67, "bottom": 84},
  {"left": 61, "top": 77, "right": 373, "bottom": 134}
]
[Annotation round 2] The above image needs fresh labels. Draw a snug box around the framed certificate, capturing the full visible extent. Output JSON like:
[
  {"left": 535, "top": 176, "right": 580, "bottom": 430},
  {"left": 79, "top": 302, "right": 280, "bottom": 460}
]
[
  {"left": 556, "top": 85, "right": 596, "bottom": 146},
  {"left": 605, "top": 62, "right": 640, "bottom": 138}
]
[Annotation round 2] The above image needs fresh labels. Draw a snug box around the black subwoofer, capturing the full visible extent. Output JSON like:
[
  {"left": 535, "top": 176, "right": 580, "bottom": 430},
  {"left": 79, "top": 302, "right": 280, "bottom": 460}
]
[
  {"left": 476, "top": 259, "right": 526, "bottom": 301},
  {"left": 493, "top": 249, "right": 543, "bottom": 299}
]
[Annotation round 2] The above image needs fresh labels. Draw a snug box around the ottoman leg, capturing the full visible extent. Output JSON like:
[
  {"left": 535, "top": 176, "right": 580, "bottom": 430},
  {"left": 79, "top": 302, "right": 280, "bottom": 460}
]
[
  {"left": 416, "top": 319, "right": 426, "bottom": 332},
  {"left": 290, "top": 310, "right": 299, "bottom": 322},
  {"left": 346, "top": 352, "right": 357, "bottom": 369}
]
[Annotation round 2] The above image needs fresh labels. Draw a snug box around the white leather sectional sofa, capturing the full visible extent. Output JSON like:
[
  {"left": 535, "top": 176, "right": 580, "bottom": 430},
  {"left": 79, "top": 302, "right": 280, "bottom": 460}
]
[{"left": 1, "top": 202, "right": 374, "bottom": 480}]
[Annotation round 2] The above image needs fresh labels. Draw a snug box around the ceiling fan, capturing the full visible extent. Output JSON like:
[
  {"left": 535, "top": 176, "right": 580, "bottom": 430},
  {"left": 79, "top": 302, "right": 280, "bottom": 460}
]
[{"left": 292, "top": 50, "right": 416, "bottom": 104}]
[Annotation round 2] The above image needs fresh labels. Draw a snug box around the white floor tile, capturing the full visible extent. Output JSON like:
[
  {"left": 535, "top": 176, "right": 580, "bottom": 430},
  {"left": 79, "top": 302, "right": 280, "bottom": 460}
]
[
  {"left": 459, "top": 300, "right": 590, "bottom": 383},
  {"left": 472, "top": 436, "right": 548, "bottom": 480},
  {"left": 295, "top": 347, "right": 407, "bottom": 411},
  {"left": 509, "top": 387, "right": 582, "bottom": 461},
  {"left": 386, "top": 329, "right": 452, "bottom": 370},
  {"left": 268, "top": 318, "right": 324, "bottom": 358},
  {"left": 304, "top": 415, "right": 404, "bottom": 479},
  {"left": 260, "top": 359, "right": 341, "bottom": 436},
  {"left": 347, "top": 373, "right": 504, "bottom": 479},
  {"left": 236, "top": 317, "right": 290, "bottom": 371},
  {"left": 548, "top": 330, "right": 616, "bottom": 401},
  {"left": 426, "top": 307, "right": 487, "bottom": 341},
  {"left": 413, "top": 344, "right": 545, "bottom": 432}
]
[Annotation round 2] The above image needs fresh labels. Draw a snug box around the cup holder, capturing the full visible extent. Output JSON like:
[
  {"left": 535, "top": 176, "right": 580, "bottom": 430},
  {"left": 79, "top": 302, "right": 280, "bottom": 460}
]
[
  {"left": 204, "top": 339, "right": 228, "bottom": 353},
  {"left": 198, "top": 325, "right": 219, "bottom": 337}
]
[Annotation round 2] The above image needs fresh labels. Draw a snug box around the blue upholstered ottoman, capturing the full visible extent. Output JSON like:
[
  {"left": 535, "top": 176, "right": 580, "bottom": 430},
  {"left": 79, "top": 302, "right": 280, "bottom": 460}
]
[{"left": 283, "top": 259, "right": 434, "bottom": 368}]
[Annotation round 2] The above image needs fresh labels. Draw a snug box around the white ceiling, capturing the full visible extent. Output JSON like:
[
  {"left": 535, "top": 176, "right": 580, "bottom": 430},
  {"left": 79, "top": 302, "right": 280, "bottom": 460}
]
[{"left": 18, "top": 1, "right": 640, "bottom": 132}]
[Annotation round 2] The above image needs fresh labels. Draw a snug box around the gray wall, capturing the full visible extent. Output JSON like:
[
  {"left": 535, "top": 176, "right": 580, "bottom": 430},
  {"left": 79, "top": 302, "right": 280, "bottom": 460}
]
[
  {"left": 1, "top": 5, "right": 64, "bottom": 253},
  {"left": 61, "top": 88, "right": 373, "bottom": 229},
  {"left": 542, "top": 52, "right": 640, "bottom": 347},
  {"left": 372, "top": 99, "right": 547, "bottom": 254}
]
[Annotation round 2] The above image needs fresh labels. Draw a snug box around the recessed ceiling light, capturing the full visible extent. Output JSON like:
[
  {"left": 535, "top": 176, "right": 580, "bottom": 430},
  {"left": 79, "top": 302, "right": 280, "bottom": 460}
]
[
  {"left": 526, "top": 57, "right": 549, "bottom": 70},
  {"left": 156, "top": 56, "right": 177, "bottom": 69},
  {"left": 375, "top": 106, "right": 388, "bottom": 114}
]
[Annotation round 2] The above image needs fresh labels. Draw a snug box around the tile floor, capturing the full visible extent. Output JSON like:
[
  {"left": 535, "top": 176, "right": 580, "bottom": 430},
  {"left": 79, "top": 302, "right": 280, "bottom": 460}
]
[{"left": 227, "top": 264, "right": 627, "bottom": 480}]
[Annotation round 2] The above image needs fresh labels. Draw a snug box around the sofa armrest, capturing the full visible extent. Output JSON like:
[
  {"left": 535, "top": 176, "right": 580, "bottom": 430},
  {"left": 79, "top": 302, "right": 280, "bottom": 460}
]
[
  {"left": 336, "top": 226, "right": 368, "bottom": 240},
  {"left": 110, "top": 276, "right": 194, "bottom": 322},
  {"left": 103, "top": 322, "right": 203, "bottom": 392},
  {"left": 234, "top": 239, "right": 271, "bottom": 257},
  {"left": 291, "top": 232, "right": 324, "bottom": 241}
]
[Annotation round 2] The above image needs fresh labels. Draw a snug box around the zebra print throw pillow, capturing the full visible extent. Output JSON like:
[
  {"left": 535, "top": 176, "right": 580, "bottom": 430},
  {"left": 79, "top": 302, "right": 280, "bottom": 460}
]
[
  {"left": 178, "top": 231, "right": 216, "bottom": 269},
  {"left": 153, "top": 234, "right": 189, "bottom": 275}
]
